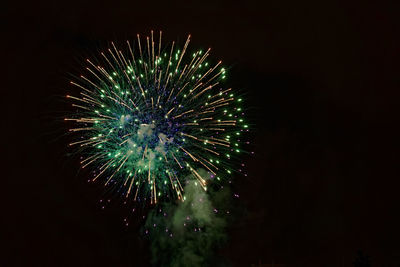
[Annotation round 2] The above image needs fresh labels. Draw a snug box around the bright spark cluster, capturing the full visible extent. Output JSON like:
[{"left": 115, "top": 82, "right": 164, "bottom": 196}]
[{"left": 66, "top": 31, "right": 248, "bottom": 204}]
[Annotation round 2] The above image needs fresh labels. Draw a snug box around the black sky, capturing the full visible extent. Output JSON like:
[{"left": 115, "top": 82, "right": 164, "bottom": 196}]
[{"left": 3, "top": 0, "right": 400, "bottom": 266}]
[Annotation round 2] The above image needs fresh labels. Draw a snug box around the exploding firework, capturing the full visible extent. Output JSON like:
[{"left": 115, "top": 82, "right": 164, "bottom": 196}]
[{"left": 65, "top": 31, "right": 248, "bottom": 204}]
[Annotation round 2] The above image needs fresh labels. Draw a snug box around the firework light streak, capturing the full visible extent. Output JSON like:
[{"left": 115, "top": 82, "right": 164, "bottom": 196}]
[{"left": 66, "top": 31, "right": 248, "bottom": 204}]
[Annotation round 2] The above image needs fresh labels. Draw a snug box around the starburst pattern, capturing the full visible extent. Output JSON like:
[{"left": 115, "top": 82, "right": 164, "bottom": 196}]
[{"left": 66, "top": 31, "right": 248, "bottom": 204}]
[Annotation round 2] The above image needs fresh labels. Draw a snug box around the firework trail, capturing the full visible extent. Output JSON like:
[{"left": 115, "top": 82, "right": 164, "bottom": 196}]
[{"left": 66, "top": 31, "right": 248, "bottom": 204}]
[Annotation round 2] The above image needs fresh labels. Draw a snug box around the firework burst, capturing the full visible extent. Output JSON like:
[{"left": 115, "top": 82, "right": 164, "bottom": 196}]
[{"left": 65, "top": 31, "right": 248, "bottom": 204}]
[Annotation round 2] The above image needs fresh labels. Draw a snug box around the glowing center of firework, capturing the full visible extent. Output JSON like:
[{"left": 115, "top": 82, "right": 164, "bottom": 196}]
[{"left": 117, "top": 111, "right": 180, "bottom": 169}]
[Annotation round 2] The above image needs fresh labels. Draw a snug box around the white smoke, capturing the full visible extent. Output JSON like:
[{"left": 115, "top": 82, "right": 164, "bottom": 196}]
[{"left": 137, "top": 123, "right": 155, "bottom": 140}]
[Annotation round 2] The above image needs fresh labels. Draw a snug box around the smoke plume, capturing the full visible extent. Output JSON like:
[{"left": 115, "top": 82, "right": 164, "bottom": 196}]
[{"left": 144, "top": 169, "right": 234, "bottom": 266}]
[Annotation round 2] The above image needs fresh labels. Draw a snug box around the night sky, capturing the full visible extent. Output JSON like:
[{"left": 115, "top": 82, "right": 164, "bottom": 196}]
[{"left": 3, "top": 0, "right": 399, "bottom": 266}]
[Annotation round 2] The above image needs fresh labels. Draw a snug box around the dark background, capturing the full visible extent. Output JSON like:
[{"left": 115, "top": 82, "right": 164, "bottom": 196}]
[{"left": 3, "top": 0, "right": 399, "bottom": 266}]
